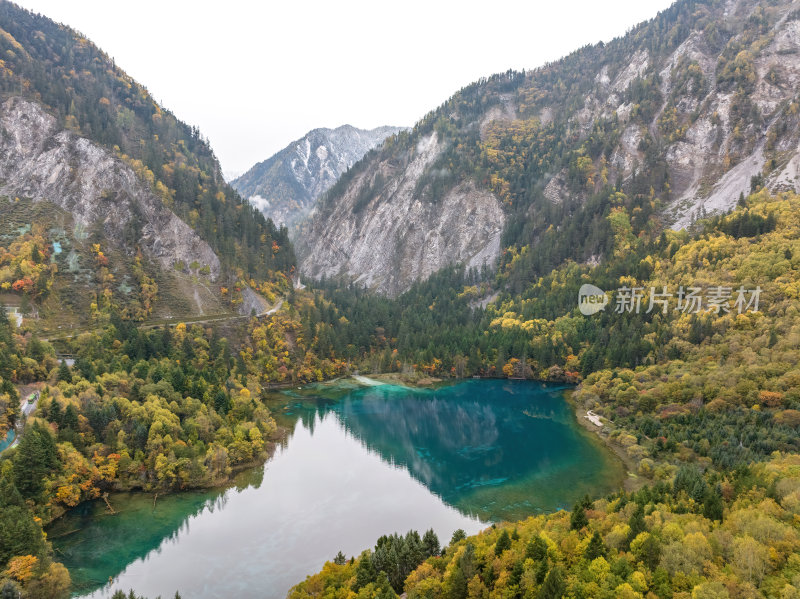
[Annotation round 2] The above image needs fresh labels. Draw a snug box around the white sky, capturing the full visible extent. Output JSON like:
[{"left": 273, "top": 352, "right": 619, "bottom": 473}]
[{"left": 14, "top": 0, "right": 675, "bottom": 178}]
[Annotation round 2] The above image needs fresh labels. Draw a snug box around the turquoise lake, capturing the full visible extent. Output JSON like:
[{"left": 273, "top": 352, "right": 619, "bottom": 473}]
[{"left": 48, "top": 379, "right": 624, "bottom": 599}]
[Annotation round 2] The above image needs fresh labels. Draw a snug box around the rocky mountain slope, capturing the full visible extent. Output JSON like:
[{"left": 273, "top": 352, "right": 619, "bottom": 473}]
[
  {"left": 0, "top": 0, "right": 294, "bottom": 322},
  {"left": 232, "top": 125, "right": 405, "bottom": 230},
  {"left": 299, "top": 0, "right": 800, "bottom": 295},
  {"left": 0, "top": 0, "right": 293, "bottom": 276},
  {"left": 299, "top": 131, "right": 506, "bottom": 296},
  {"left": 0, "top": 97, "right": 219, "bottom": 278}
]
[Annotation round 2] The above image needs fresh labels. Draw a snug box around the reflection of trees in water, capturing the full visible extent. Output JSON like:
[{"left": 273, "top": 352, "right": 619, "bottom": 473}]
[
  {"left": 234, "top": 462, "right": 265, "bottom": 491},
  {"left": 50, "top": 489, "right": 230, "bottom": 592},
  {"left": 323, "top": 382, "right": 573, "bottom": 502},
  {"left": 267, "top": 380, "right": 595, "bottom": 517}
]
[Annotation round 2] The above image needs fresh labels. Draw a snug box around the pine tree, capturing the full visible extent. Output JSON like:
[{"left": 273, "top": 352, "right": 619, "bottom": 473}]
[
  {"left": 445, "top": 539, "right": 479, "bottom": 599},
  {"left": 1, "top": 379, "right": 20, "bottom": 428},
  {"left": 535, "top": 559, "right": 548, "bottom": 584},
  {"left": 702, "top": 487, "right": 724, "bottom": 522},
  {"left": 0, "top": 581, "right": 21, "bottom": 599},
  {"left": 495, "top": 529, "right": 512, "bottom": 556},
  {"left": 634, "top": 535, "right": 662, "bottom": 571},
  {"left": 12, "top": 421, "right": 58, "bottom": 499},
  {"left": 58, "top": 359, "right": 72, "bottom": 383},
  {"left": 570, "top": 502, "right": 588, "bottom": 531},
  {"left": 625, "top": 503, "right": 647, "bottom": 548},
  {"left": 0, "top": 303, "right": 9, "bottom": 330},
  {"left": 585, "top": 531, "right": 607, "bottom": 560},
  {"left": 536, "top": 566, "right": 566, "bottom": 599},
  {"left": 352, "top": 551, "right": 376, "bottom": 592},
  {"left": 526, "top": 535, "right": 548, "bottom": 561},
  {"left": 450, "top": 529, "right": 466, "bottom": 545},
  {"left": 422, "top": 528, "right": 440, "bottom": 557},
  {"left": 62, "top": 404, "right": 79, "bottom": 431},
  {"left": 374, "top": 572, "right": 396, "bottom": 599}
]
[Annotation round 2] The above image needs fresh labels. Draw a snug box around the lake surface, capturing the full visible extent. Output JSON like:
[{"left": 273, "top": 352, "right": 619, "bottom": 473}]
[{"left": 49, "top": 379, "right": 623, "bottom": 599}]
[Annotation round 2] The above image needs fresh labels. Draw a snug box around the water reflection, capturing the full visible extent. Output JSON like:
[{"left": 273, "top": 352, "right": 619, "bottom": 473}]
[
  {"left": 50, "top": 379, "right": 621, "bottom": 599},
  {"left": 52, "top": 411, "right": 483, "bottom": 599},
  {"left": 278, "top": 380, "right": 615, "bottom": 518}
]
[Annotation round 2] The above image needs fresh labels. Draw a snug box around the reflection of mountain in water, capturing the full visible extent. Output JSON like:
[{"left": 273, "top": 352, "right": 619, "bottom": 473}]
[
  {"left": 281, "top": 380, "right": 583, "bottom": 508},
  {"left": 52, "top": 380, "right": 621, "bottom": 598}
]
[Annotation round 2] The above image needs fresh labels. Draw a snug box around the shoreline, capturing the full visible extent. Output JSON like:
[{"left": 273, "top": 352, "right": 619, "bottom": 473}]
[
  {"left": 44, "top": 430, "right": 287, "bottom": 526},
  {"left": 45, "top": 375, "right": 638, "bottom": 529},
  {"left": 563, "top": 389, "right": 644, "bottom": 494}
]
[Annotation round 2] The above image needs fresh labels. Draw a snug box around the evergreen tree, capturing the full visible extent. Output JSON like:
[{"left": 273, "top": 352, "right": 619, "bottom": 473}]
[
  {"left": 535, "top": 559, "right": 549, "bottom": 584},
  {"left": 0, "top": 495, "right": 46, "bottom": 564},
  {"left": 702, "top": 487, "right": 724, "bottom": 522},
  {"left": 374, "top": 572, "right": 396, "bottom": 599},
  {"left": 634, "top": 535, "right": 662, "bottom": 571},
  {"left": 0, "top": 582, "right": 21, "bottom": 599},
  {"left": 0, "top": 474, "right": 24, "bottom": 509},
  {"left": 57, "top": 359, "right": 72, "bottom": 383},
  {"left": 1, "top": 380, "right": 20, "bottom": 428},
  {"left": 625, "top": 503, "right": 647, "bottom": 549},
  {"left": 447, "top": 542, "right": 476, "bottom": 599},
  {"left": 570, "top": 502, "right": 588, "bottom": 531},
  {"left": 47, "top": 399, "right": 62, "bottom": 426},
  {"left": 536, "top": 566, "right": 566, "bottom": 599},
  {"left": 450, "top": 529, "right": 466, "bottom": 545},
  {"left": 585, "top": 531, "right": 607, "bottom": 560},
  {"left": 62, "top": 404, "right": 79, "bottom": 431},
  {"left": 352, "top": 551, "right": 377, "bottom": 592},
  {"left": 495, "top": 529, "right": 512, "bottom": 556},
  {"left": 526, "top": 535, "right": 548, "bottom": 561},
  {"left": 213, "top": 389, "right": 231, "bottom": 415},
  {"left": 422, "top": 528, "right": 440, "bottom": 557},
  {"left": 12, "top": 421, "right": 58, "bottom": 499}
]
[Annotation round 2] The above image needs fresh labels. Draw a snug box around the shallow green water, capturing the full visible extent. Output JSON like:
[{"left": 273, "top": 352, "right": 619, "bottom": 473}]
[
  {"left": 0, "top": 429, "right": 15, "bottom": 452},
  {"left": 49, "top": 379, "right": 623, "bottom": 599}
]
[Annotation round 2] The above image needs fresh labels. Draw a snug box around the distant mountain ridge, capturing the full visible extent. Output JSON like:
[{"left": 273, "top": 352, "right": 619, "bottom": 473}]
[{"left": 232, "top": 125, "right": 406, "bottom": 230}]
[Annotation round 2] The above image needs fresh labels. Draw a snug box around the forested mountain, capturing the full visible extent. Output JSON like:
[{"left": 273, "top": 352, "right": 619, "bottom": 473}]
[
  {"left": 300, "top": 0, "right": 800, "bottom": 295},
  {"left": 232, "top": 125, "right": 405, "bottom": 231},
  {"left": 0, "top": 0, "right": 294, "bottom": 324}
]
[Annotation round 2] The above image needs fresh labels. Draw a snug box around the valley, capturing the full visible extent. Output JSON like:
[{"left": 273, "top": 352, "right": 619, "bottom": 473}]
[{"left": 1, "top": 0, "right": 800, "bottom": 598}]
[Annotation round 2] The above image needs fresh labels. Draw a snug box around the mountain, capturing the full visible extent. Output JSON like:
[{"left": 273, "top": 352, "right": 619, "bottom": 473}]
[
  {"left": 0, "top": 0, "right": 293, "bottom": 323},
  {"left": 299, "top": 0, "right": 800, "bottom": 296},
  {"left": 232, "top": 125, "right": 405, "bottom": 231},
  {"left": 0, "top": 96, "right": 219, "bottom": 278}
]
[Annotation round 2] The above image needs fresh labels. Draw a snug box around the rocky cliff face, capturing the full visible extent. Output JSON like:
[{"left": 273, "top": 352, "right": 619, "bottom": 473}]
[
  {"left": 299, "top": 0, "right": 800, "bottom": 295},
  {"left": 0, "top": 96, "right": 220, "bottom": 279},
  {"left": 232, "top": 125, "right": 405, "bottom": 230},
  {"left": 299, "top": 131, "right": 506, "bottom": 297},
  {"left": 534, "top": 0, "right": 800, "bottom": 226}
]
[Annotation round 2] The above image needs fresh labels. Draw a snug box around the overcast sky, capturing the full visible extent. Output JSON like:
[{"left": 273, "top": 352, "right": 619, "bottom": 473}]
[{"left": 15, "top": 0, "right": 674, "bottom": 178}]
